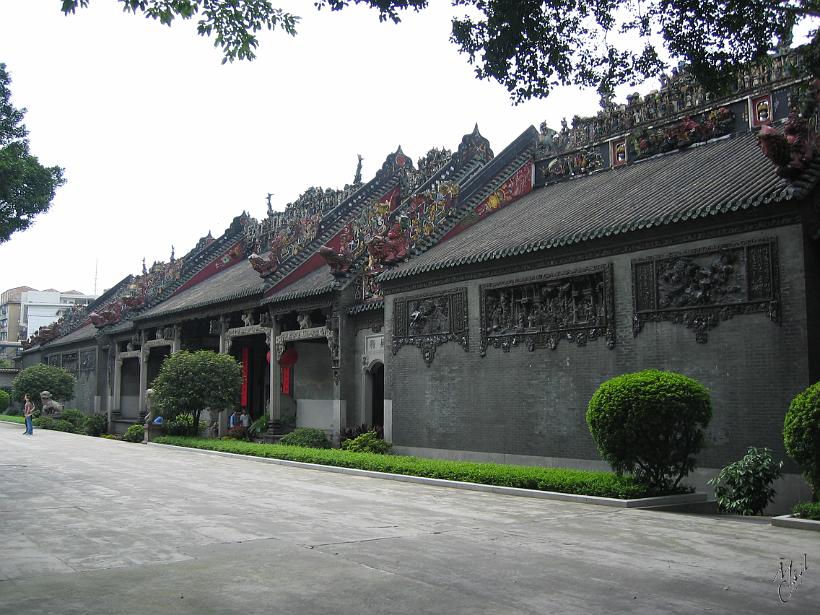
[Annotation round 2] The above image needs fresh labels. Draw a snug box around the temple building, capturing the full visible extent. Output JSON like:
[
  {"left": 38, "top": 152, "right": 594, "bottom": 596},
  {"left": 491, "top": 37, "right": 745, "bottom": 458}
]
[{"left": 22, "top": 49, "right": 820, "bottom": 508}]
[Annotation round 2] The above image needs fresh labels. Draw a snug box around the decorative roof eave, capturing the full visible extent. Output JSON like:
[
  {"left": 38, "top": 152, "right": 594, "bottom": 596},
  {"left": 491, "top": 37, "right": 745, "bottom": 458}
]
[
  {"left": 262, "top": 282, "right": 338, "bottom": 306},
  {"left": 347, "top": 300, "right": 384, "bottom": 315},
  {"left": 132, "top": 285, "right": 265, "bottom": 322},
  {"left": 379, "top": 159, "right": 814, "bottom": 285}
]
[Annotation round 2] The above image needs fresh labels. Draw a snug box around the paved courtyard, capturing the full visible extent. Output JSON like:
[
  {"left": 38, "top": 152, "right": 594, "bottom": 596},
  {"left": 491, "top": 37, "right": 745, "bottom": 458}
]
[{"left": 0, "top": 421, "right": 817, "bottom": 614}]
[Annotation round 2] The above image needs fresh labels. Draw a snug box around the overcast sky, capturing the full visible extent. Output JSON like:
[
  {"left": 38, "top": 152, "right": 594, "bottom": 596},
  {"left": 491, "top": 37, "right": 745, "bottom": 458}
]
[{"left": 38, "top": 0, "right": 820, "bottom": 300}]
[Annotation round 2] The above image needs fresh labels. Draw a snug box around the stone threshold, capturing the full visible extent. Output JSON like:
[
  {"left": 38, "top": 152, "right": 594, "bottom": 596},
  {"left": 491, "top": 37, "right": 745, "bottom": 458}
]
[
  {"left": 772, "top": 515, "right": 820, "bottom": 531},
  {"left": 147, "top": 442, "right": 707, "bottom": 509}
]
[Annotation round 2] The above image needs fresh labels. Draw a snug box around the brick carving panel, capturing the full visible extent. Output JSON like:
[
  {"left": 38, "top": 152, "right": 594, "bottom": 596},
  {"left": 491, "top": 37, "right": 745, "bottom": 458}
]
[
  {"left": 631, "top": 239, "right": 780, "bottom": 343},
  {"left": 479, "top": 264, "right": 615, "bottom": 356},
  {"left": 392, "top": 288, "right": 468, "bottom": 366}
]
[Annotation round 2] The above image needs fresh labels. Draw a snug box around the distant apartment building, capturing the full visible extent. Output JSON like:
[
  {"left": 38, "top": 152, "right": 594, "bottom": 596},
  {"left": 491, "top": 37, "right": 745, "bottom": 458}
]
[{"left": 1, "top": 287, "right": 97, "bottom": 344}]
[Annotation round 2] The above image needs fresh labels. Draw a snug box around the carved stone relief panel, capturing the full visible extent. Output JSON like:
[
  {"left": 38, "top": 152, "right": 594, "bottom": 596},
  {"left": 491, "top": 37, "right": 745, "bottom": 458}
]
[
  {"left": 80, "top": 349, "right": 96, "bottom": 373},
  {"left": 392, "top": 288, "right": 468, "bottom": 366},
  {"left": 47, "top": 355, "right": 61, "bottom": 367},
  {"left": 61, "top": 352, "right": 79, "bottom": 376},
  {"left": 479, "top": 264, "right": 615, "bottom": 356},
  {"left": 631, "top": 238, "right": 780, "bottom": 343}
]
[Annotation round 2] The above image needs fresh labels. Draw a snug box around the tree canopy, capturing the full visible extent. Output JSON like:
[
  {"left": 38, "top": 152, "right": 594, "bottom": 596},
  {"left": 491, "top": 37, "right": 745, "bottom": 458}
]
[
  {"left": 151, "top": 350, "right": 242, "bottom": 426},
  {"left": 12, "top": 364, "right": 76, "bottom": 407},
  {"left": 63, "top": 1, "right": 819, "bottom": 101},
  {"left": 0, "top": 64, "right": 65, "bottom": 243}
]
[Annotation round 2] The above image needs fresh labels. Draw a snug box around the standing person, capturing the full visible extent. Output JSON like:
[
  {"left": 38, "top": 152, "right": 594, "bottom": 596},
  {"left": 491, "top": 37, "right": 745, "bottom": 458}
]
[
  {"left": 240, "top": 409, "right": 250, "bottom": 428},
  {"left": 23, "top": 394, "right": 34, "bottom": 436},
  {"left": 228, "top": 410, "right": 240, "bottom": 429}
]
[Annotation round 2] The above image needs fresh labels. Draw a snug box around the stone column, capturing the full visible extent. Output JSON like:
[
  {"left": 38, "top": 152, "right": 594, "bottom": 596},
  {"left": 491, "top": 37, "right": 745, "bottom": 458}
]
[
  {"left": 171, "top": 325, "right": 181, "bottom": 353},
  {"left": 269, "top": 318, "right": 281, "bottom": 422},
  {"left": 138, "top": 347, "right": 148, "bottom": 420},
  {"left": 113, "top": 356, "right": 123, "bottom": 414}
]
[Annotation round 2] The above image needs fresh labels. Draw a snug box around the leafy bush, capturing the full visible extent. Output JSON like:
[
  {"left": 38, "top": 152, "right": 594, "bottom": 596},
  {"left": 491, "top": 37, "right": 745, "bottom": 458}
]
[
  {"left": 152, "top": 350, "right": 242, "bottom": 427},
  {"left": 12, "top": 364, "right": 75, "bottom": 409},
  {"left": 784, "top": 381, "right": 820, "bottom": 500},
  {"left": 278, "top": 427, "right": 330, "bottom": 449},
  {"left": 223, "top": 425, "right": 249, "bottom": 440},
  {"left": 154, "top": 436, "right": 678, "bottom": 499},
  {"left": 341, "top": 430, "right": 392, "bottom": 454},
  {"left": 250, "top": 414, "right": 269, "bottom": 436},
  {"left": 586, "top": 369, "right": 712, "bottom": 492},
  {"left": 0, "top": 389, "right": 9, "bottom": 413},
  {"left": 60, "top": 409, "right": 87, "bottom": 430},
  {"left": 122, "top": 424, "right": 144, "bottom": 443},
  {"left": 340, "top": 423, "right": 384, "bottom": 444},
  {"left": 84, "top": 414, "right": 108, "bottom": 437},
  {"left": 708, "top": 447, "right": 782, "bottom": 515},
  {"left": 792, "top": 501, "right": 820, "bottom": 521},
  {"left": 32, "top": 416, "right": 75, "bottom": 432},
  {"left": 166, "top": 413, "right": 197, "bottom": 436},
  {"left": 4, "top": 406, "right": 21, "bottom": 416}
]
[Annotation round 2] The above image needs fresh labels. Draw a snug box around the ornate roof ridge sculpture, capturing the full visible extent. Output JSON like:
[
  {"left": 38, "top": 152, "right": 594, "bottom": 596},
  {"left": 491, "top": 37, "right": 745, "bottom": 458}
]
[
  {"left": 537, "top": 48, "right": 810, "bottom": 162},
  {"left": 757, "top": 78, "right": 820, "bottom": 177}
]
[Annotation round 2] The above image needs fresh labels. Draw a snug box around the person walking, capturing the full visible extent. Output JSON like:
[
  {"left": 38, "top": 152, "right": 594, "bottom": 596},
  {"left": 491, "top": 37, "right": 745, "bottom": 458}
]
[{"left": 23, "top": 394, "right": 34, "bottom": 436}]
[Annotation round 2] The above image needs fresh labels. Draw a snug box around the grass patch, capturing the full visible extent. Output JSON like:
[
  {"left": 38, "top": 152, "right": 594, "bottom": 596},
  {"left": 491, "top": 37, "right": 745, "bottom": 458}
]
[
  {"left": 0, "top": 414, "right": 25, "bottom": 424},
  {"left": 153, "top": 436, "right": 679, "bottom": 499},
  {"left": 792, "top": 501, "right": 820, "bottom": 521}
]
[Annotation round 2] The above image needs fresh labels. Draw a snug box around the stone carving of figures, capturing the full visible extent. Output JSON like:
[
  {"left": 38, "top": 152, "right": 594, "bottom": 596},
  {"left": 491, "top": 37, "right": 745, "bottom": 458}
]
[
  {"left": 297, "top": 313, "right": 313, "bottom": 330},
  {"left": 241, "top": 311, "right": 254, "bottom": 327}
]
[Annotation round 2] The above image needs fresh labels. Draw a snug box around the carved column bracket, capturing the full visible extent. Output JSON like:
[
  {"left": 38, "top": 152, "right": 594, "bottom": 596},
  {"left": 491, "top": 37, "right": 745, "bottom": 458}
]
[
  {"left": 479, "top": 264, "right": 615, "bottom": 356},
  {"left": 631, "top": 239, "right": 780, "bottom": 343},
  {"left": 392, "top": 288, "right": 468, "bottom": 367}
]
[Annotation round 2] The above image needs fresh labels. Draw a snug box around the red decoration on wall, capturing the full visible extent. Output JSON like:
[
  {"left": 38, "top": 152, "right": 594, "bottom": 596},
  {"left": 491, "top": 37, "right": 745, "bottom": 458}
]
[
  {"left": 174, "top": 240, "right": 245, "bottom": 295},
  {"left": 241, "top": 347, "right": 249, "bottom": 407},
  {"left": 280, "top": 367, "right": 291, "bottom": 395}
]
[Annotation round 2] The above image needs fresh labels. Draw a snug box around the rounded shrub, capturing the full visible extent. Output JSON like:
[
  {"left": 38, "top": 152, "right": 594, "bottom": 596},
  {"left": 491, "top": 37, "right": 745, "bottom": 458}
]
[
  {"left": 60, "top": 409, "right": 87, "bottom": 431},
  {"left": 784, "top": 381, "right": 820, "bottom": 500},
  {"left": 166, "top": 413, "right": 197, "bottom": 436},
  {"left": 12, "top": 364, "right": 75, "bottom": 408},
  {"left": 586, "top": 369, "right": 712, "bottom": 493},
  {"left": 278, "top": 427, "right": 331, "bottom": 449},
  {"left": 0, "top": 389, "right": 10, "bottom": 413},
  {"left": 341, "top": 430, "right": 392, "bottom": 454},
  {"left": 123, "top": 424, "right": 144, "bottom": 443},
  {"left": 83, "top": 414, "right": 108, "bottom": 437}
]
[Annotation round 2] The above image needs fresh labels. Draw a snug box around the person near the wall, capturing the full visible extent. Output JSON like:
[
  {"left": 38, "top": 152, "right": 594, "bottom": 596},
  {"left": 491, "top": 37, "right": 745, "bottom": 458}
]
[{"left": 23, "top": 394, "right": 34, "bottom": 436}]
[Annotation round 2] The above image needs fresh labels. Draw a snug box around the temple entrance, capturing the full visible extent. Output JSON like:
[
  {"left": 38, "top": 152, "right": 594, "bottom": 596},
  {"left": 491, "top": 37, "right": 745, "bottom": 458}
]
[
  {"left": 146, "top": 346, "right": 170, "bottom": 388},
  {"left": 370, "top": 362, "right": 384, "bottom": 427},
  {"left": 231, "top": 334, "right": 270, "bottom": 422}
]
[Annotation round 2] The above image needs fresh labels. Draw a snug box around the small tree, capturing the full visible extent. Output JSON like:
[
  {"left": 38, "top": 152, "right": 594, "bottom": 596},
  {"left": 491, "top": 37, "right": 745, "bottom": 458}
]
[
  {"left": 709, "top": 447, "right": 782, "bottom": 515},
  {"left": 586, "top": 369, "right": 712, "bottom": 493},
  {"left": 784, "top": 381, "right": 820, "bottom": 501},
  {"left": 152, "top": 350, "right": 242, "bottom": 428},
  {"left": 12, "top": 364, "right": 75, "bottom": 409}
]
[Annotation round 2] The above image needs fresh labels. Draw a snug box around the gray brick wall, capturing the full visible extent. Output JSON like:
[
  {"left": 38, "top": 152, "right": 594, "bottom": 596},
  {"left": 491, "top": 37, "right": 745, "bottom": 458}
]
[{"left": 387, "top": 222, "right": 809, "bottom": 471}]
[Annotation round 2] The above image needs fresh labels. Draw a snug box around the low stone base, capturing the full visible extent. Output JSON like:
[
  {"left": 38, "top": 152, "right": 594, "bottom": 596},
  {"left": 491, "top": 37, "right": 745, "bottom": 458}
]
[
  {"left": 772, "top": 515, "right": 820, "bottom": 531},
  {"left": 143, "top": 423, "right": 164, "bottom": 443}
]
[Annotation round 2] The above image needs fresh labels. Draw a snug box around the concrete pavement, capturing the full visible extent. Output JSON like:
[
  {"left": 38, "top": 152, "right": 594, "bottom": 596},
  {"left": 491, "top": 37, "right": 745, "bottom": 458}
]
[{"left": 0, "top": 421, "right": 817, "bottom": 614}]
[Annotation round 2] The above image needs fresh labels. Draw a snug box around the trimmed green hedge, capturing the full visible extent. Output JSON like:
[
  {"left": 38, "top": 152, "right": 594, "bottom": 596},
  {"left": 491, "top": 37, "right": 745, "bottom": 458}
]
[
  {"left": 152, "top": 436, "right": 682, "bottom": 499},
  {"left": 0, "top": 414, "right": 25, "bottom": 424},
  {"left": 792, "top": 501, "right": 820, "bottom": 521}
]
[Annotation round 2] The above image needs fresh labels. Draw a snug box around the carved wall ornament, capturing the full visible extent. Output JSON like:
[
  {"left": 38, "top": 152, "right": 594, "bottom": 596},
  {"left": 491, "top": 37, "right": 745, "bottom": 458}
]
[
  {"left": 479, "top": 265, "right": 615, "bottom": 356},
  {"left": 631, "top": 239, "right": 780, "bottom": 343},
  {"left": 392, "top": 288, "right": 468, "bottom": 366},
  {"left": 80, "top": 349, "right": 96, "bottom": 373}
]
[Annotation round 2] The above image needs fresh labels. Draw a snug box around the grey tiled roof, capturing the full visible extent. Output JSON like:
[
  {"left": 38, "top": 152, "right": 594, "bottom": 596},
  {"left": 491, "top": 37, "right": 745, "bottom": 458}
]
[
  {"left": 382, "top": 131, "right": 816, "bottom": 282},
  {"left": 136, "top": 260, "right": 265, "bottom": 320},
  {"left": 40, "top": 323, "right": 97, "bottom": 349},
  {"left": 264, "top": 266, "right": 337, "bottom": 305},
  {"left": 348, "top": 300, "right": 384, "bottom": 315}
]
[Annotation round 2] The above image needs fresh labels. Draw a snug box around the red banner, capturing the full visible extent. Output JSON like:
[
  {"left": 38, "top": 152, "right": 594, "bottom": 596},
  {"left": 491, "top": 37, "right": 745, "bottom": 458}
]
[{"left": 241, "top": 347, "right": 249, "bottom": 407}]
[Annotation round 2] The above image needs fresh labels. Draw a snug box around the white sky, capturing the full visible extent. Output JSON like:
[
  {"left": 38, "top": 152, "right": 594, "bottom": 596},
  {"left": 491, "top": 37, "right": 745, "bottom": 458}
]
[{"left": 0, "top": 1, "right": 621, "bottom": 296}]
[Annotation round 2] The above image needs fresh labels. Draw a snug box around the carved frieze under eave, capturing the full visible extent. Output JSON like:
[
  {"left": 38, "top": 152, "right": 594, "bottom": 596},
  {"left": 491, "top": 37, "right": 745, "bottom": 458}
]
[
  {"left": 479, "top": 264, "right": 616, "bottom": 356},
  {"left": 392, "top": 288, "right": 468, "bottom": 367},
  {"left": 631, "top": 238, "right": 780, "bottom": 343}
]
